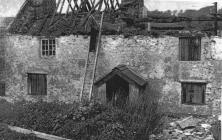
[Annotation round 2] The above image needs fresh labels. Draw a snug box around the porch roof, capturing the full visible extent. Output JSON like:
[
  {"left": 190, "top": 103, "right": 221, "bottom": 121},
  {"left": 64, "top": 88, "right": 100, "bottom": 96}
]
[{"left": 94, "top": 65, "right": 147, "bottom": 87}]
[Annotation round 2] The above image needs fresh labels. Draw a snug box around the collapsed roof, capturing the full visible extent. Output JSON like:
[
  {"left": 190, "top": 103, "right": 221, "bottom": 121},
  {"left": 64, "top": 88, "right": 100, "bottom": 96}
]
[
  {"left": 8, "top": 0, "right": 219, "bottom": 37},
  {"left": 8, "top": 0, "right": 145, "bottom": 36}
]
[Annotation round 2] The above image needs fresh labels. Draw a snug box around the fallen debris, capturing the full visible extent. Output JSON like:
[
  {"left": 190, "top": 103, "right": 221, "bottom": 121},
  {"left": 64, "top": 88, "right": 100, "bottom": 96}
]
[
  {"left": 150, "top": 115, "right": 221, "bottom": 140},
  {"left": 176, "top": 116, "right": 201, "bottom": 129}
]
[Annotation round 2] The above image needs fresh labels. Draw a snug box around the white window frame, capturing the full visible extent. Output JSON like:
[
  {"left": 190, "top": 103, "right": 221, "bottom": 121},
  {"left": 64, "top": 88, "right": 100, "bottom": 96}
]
[{"left": 41, "top": 38, "right": 56, "bottom": 58}]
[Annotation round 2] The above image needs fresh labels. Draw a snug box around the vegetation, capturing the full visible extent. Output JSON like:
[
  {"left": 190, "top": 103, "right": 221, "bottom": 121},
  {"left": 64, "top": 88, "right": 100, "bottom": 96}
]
[
  {"left": 0, "top": 92, "right": 163, "bottom": 140},
  {"left": 146, "top": 6, "right": 222, "bottom": 35}
]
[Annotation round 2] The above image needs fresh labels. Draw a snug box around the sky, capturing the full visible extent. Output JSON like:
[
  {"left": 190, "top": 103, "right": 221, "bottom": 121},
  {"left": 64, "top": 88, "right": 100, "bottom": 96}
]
[
  {"left": 0, "top": 0, "right": 221, "bottom": 17},
  {"left": 146, "top": 0, "right": 222, "bottom": 11}
]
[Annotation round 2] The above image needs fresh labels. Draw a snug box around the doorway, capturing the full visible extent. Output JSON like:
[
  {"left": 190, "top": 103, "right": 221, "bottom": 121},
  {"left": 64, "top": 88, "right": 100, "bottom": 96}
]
[{"left": 106, "top": 75, "right": 129, "bottom": 107}]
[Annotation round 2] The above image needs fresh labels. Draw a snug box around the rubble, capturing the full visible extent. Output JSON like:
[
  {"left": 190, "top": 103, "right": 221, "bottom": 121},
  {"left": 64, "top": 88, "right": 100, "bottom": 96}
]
[
  {"left": 150, "top": 115, "right": 221, "bottom": 140},
  {"left": 176, "top": 116, "right": 201, "bottom": 129}
]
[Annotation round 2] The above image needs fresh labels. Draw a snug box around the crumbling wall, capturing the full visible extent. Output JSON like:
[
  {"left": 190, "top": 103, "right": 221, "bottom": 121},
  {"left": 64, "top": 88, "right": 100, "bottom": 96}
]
[
  {"left": 96, "top": 35, "right": 221, "bottom": 116},
  {"left": 1, "top": 34, "right": 89, "bottom": 103}
]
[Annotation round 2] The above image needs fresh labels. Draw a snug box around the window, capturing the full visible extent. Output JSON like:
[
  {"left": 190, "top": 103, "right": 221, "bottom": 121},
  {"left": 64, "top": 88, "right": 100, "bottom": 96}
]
[
  {"left": 179, "top": 37, "right": 201, "bottom": 61},
  {"left": 89, "top": 28, "right": 98, "bottom": 52},
  {"left": 181, "top": 82, "right": 206, "bottom": 105},
  {"left": 0, "top": 57, "right": 4, "bottom": 72},
  {"left": 41, "top": 39, "right": 56, "bottom": 57},
  {"left": 0, "top": 83, "right": 5, "bottom": 96},
  {"left": 28, "top": 73, "right": 47, "bottom": 95}
]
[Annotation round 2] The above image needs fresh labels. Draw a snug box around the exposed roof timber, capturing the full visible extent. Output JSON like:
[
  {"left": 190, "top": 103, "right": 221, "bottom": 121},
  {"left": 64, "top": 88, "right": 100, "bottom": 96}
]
[
  {"left": 49, "top": 0, "right": 62, "bottom": 25},
  {"left": 59, "top": 0, "right": 66, "bottom": 14},
  {"left": 50, "top": 0, "right": 122, "bottom": 28}
]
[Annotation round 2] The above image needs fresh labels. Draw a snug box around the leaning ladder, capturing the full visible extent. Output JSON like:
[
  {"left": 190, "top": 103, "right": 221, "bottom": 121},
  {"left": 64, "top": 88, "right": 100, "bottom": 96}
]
[{"left": 80, "top": 12, "right": 104, "bottom": 101}]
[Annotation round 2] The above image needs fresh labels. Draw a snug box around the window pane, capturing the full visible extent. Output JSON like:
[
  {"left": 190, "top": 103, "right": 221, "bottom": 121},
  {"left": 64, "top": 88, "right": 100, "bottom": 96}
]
[
  {"left": 42, "top": 40, "right": 48, "bottom": 45},
  {"left": 41, "top": 39, "right": 56, "bottom": 57},
  {"left": 49, "top": 39, "right": 53, "bottom": 44},
  {"left": 49, "top": 39, "right": 55, "bottom": 45},
  {"left": 49, "top": 44, "right": 52, "bottom": 51},
  {"left": 42, "top": 40, "right": 46, "bottom": 45},
  {"left": 46, "top": 50, "right": 49, "bottom": 56},
  {"left": 42, "top": 45, "right": 46, "bottom": 51}
]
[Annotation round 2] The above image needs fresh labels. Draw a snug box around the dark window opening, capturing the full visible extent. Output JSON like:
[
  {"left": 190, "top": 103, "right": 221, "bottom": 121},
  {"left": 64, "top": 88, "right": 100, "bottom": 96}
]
[
  {"left": 0, "top": 57, "right": 5, "bottom": 72},
  {"left": 89, "top": 28, "right": 99, "bottom": 52},
  {"left": 28, "top": 73, "right": 47, "bottom": 95},
  {"left": 179, "top": 37, "right": 201, "bottom": 61},
  {"left": 0, "top": 83, "right": 5, "bottom": 96},
  {"left": 181, "top": 82, "right": 206, "bottom": 105},
  {"left": 41, "top": 39, "right": 56, "bottom": 57}
]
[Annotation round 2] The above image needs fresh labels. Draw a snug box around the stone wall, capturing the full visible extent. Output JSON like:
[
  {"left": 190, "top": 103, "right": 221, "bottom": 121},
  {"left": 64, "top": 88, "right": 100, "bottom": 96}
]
[
  {"left": 1, "top": 34, "right": 89, "bottom": 103},
  {"left": 1, "top": 34, "right": 221, "bottom": 115},
  {"left": 96, "top": 35, "right": 222, "bottom": 116}
]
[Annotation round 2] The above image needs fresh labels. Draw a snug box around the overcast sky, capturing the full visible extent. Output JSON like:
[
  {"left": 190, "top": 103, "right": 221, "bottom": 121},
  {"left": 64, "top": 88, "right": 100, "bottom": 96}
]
[{"left": 0, "top": 0, "right": 221, "bottom": 17}]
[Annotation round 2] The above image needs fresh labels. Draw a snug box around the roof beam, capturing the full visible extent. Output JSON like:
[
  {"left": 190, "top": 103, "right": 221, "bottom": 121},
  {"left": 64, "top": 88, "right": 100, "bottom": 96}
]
[{"left": 49, "top": 0, "right": 62, "bottom": 25}]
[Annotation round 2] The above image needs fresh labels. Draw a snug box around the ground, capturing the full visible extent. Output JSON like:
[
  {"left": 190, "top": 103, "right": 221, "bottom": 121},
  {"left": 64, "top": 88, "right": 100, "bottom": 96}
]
[
  {"left": 0, "top": 99, "right": 220, "bottom": 140},
  {"left": 0, "top": 124, "right": 43, "bottom": 140}
]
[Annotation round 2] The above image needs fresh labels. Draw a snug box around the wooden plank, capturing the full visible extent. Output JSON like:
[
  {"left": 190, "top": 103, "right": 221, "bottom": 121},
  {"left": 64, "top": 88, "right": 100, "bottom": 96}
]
[
  {"left": 2, "top": 124, "right": 72, "bottom": 140},
  {"left": 49, "top": 0, "right": 62, "bottom": 25},
  {"left": 67, "top": 0, "right": 75, "bottom": 13},
  {"left": 90, "top": 0, "right": 96, "bottom": 8},
  {"left": 81, "top": 0, "right": 103, "bottom": 26},
  {"left": 104, "top": 0, "right": 109, "bottom": 10},
  {"left": 86, "top": 0, "right": 92, "bottom": 11},
  {"left": 73, "top": 0, "right": 80, "bottom": 10},
  {"left": 110, "top": 0, "right": 115, "bottom": 10},
  {"left": 59, "top": 0, "right": 66, "bottom": 14},
  {"left": 115, "top": 0, "right": 120, "bottom": 9},
  {"left": 65, "top": 0, "right": 71, "bottom": 16},
  {"left": 97, "top": 0, "right": 103, "bottom": 11}
]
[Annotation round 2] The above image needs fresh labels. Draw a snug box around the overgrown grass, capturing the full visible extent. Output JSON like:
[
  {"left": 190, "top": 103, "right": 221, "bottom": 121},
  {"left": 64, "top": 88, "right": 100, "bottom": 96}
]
[
  {"left": 0, "top": 91, "right": 163, "bottom": 140},
  {"left": 123, "top": 90, "right": 164, "bottom": 140}
]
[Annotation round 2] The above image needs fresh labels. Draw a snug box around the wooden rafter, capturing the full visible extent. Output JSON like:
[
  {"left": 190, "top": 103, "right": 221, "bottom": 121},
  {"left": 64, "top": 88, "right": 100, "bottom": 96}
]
[
  {"left": 49, "top": 0, "right": 121, "bottom": 30},
  {"left": 67, "top": 0, "right": 75, "bottom": 12},
  {"left": 49, "top": 0, "right": 62, "bottom": 25},
  {"left": 59, "top": 0, "right": 66, "bottom": 14}
]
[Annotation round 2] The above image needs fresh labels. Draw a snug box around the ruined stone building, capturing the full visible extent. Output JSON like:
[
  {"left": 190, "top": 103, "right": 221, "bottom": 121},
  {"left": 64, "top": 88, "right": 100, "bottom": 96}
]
[{"left": 0, "top": 0, "right": 221, "bottom": 116}]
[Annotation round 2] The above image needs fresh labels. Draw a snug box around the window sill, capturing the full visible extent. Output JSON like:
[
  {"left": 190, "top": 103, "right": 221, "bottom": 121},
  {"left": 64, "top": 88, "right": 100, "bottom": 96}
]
[
  {"left": 182, "top": 103, "right": 206, "bottom": 106},
  {"left": 179, "top": 60, "right": 201, "bottom": 62},
  {"left": 41, "top": 56, "right": 56, "bottom": 59},
  {"left": 179, "top": 79, "right": 208, "bottom": 83},
  {"left": 28, "top": 94, "right": 47, "bottom": 96}
]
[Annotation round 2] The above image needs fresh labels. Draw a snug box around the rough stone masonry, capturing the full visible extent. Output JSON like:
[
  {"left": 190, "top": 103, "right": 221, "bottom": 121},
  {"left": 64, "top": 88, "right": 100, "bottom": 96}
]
[{"left": 0, "top": 33, "right": 221, "bottom": 116}]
